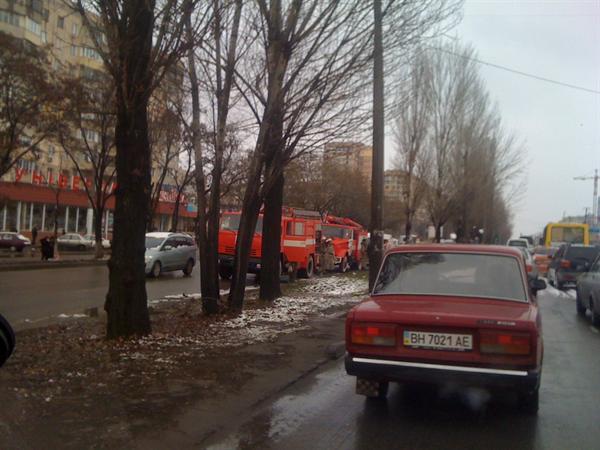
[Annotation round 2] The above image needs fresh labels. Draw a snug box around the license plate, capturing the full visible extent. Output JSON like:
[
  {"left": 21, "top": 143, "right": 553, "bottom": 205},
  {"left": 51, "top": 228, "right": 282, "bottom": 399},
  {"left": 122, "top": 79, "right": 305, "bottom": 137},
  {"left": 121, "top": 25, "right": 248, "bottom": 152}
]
[{"left": 403, "top": 330, "right": 472, "bottom": 352}]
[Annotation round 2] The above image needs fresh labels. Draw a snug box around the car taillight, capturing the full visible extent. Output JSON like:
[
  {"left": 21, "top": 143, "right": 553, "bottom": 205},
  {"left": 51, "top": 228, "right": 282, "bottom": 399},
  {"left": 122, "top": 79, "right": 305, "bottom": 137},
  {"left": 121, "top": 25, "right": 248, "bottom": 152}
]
[
  {"left": 351, "top": 323, "right": 397, "bottom": 347},
  {"left": 560, "top": 259, "right": 571, "bottom": 269},
  {"left": 480, "top": 331, "right": 531, "bottom": 355},
  {"left": 526, "top": 264, "right": 533, "bottom": 273}
]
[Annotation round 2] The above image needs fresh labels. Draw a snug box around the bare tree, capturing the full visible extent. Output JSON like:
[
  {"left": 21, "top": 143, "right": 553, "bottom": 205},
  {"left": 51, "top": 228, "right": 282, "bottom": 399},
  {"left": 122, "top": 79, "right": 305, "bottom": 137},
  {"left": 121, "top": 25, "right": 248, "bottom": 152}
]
[
  {"left": 74, "top": 0, "right": 197, "bottom": 338},
  {"left": 422, "top": 42, "right": 477, "bottom": 241},
  {"left": 392, "top": 50, "right": 432, "bottom": 243},
  {"left": 180, "top": 0, "right": 244, "bottom": 314},
  {"left": 0, "top": 31, "right": 60, "bottom": 177},
  {"left": 58, "top": 73, "right": 116, "bottom": 258},
  {"left": 227, "top": 0, "right": 462, "bottom": 308}
]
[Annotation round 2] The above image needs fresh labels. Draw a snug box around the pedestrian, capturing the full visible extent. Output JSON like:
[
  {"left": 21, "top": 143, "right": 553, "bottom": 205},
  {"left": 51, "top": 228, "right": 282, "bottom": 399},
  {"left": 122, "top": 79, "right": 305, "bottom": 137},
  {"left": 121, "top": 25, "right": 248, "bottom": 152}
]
[
  {"left": 40, "top": 237, "right": 50, "bottom": 260},
  {"left": 359, "top": 238, "right": 369, "bottom": 270},
  {"left": 31, "top": 226, "right": 38, "bottom": 247}
]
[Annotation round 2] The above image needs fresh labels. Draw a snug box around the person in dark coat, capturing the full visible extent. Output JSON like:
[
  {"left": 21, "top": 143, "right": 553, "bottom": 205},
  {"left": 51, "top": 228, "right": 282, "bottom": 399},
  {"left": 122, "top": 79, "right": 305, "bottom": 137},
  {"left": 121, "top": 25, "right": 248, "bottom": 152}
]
[{"left": 31, "top": 226, "right": 38, "bottom": 247}]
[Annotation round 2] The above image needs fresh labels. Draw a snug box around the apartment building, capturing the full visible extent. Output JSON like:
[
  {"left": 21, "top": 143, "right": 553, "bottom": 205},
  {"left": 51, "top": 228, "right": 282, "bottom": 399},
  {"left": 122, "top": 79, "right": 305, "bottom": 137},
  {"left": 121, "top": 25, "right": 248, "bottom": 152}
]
[{"left": 0, "top": 0, "right": 193, "bottom": 238}]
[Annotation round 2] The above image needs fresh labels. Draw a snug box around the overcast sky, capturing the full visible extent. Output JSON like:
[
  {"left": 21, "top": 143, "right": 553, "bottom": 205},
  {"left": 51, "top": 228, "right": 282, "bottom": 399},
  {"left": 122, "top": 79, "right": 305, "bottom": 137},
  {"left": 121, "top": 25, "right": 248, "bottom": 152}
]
[{"left": 451, "top": 0, "right": 600, "bottom": 236}]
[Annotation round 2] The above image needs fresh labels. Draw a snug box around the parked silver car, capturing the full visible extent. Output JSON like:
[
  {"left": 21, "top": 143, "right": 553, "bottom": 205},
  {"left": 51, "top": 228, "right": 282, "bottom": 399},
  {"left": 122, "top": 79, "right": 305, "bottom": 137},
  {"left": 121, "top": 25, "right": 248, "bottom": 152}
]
[
  {"left": 57, "top": 233, "right": 94, "bottom": 251},
  {"left": 145, "top": 232, "right": 196, "bottom": 278},
  {"left": 576, "top": 253, "right": 600, "bottom": 326}
]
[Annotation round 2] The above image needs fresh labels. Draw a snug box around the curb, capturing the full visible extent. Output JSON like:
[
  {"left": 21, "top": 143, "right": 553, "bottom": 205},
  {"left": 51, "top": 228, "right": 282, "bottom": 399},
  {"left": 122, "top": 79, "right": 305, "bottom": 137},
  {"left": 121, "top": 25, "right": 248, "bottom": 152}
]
[{"left": 0, "top": 259, "right": 108, "bottom": 272}]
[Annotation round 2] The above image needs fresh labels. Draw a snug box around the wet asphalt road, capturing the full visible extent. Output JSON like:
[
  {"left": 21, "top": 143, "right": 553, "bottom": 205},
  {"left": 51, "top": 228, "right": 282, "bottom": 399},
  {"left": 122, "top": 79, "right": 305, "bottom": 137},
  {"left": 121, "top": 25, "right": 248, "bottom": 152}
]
[
  {"left": 0, "top": 264, "right": 219, "bottom": 329},
  {"left": 206, "top": 285, "right": 600, "bottom": 450}
]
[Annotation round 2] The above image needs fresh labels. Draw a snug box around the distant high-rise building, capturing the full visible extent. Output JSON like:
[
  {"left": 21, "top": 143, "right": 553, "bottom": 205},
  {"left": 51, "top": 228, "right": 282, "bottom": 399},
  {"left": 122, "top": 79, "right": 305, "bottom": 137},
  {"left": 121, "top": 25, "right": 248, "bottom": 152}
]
[
  {"left": 384, "top": 169, "right": 404, "bottom": 200},
  {"left": 323, "top": 142, "right": 372, "bottom": 185}
]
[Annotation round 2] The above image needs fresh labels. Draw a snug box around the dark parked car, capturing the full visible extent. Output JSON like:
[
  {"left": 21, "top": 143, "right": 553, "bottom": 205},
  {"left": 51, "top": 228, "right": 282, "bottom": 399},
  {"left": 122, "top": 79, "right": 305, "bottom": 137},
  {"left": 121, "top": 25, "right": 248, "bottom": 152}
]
[
  {"left": 0, "top": 313, "right": 15, "bottom": 368},
  {"left": 576, "top": 255, "right": 600, "bottom": 326},
  {"left": 345, "top": 244, "right": 545, "bottom": 414},
  {"left": 548, "top": 244, "right": 600, "bottom": 290},
  {"left": 0, "top": 232, "right": 31, "bottom": 252}
]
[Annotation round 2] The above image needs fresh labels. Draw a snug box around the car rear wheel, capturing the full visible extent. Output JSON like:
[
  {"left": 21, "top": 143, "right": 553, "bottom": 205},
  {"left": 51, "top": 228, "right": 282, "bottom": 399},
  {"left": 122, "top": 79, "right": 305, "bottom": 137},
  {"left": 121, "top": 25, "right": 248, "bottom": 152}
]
[
  {"left": 9, "top": 246, "right": 16, "bottom": 252},
  {"left": 219, "top": 265, "right": 232, "bottom": 280},
  {"left": 150, "top": 261, "right": 161, "bottom": 278},
  {"left": 182, "top": 259, "right": 194, "bottom": 276},
  {"left": 518, "top": 388, "right": 539, "bottom": 415},
  {"left": 576, "top": 290, "right": 586, "bottom": 316},
  {"left": 77, "top": 244, "right": 86, "bottom": 251},
  {"left": 298, "top": 256, "right": 314, "bottom": 279},
  {"left": 590, "top": 300, "right": 600, "bottom": 327}
]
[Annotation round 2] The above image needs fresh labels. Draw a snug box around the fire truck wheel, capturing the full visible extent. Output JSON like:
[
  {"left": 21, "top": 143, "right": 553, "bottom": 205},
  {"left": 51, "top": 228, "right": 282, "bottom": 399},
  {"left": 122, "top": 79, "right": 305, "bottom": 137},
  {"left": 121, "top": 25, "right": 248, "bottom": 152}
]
[
  {"left": 339, "top": 256, "right": 349, "bottom": 273},
  {"left": 219, "top": 266, "right": 233, "bottom": 280},
  {"left": 298, "top": 256, "right": 314, "bottom": 279}
]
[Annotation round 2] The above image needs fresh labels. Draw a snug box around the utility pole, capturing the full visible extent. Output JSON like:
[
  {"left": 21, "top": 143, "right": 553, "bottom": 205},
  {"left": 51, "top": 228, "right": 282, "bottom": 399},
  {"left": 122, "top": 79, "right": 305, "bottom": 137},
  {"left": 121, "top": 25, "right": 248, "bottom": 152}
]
[
  {"left": 574, "top": 169, "right": 598, "bottom": 225},
  {"left": 369, "top": 0, "right": 384, "bottom": 291}
]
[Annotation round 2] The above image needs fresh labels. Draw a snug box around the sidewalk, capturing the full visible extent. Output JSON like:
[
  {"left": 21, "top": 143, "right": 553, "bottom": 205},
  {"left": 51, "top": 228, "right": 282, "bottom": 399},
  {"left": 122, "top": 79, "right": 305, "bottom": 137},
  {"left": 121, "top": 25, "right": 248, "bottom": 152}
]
[
  {"left": 0, "top": 272, "right": 367, "bottom": 449},
  {"left": 0, "top": 250, "right": 108, "bottom": 271}
]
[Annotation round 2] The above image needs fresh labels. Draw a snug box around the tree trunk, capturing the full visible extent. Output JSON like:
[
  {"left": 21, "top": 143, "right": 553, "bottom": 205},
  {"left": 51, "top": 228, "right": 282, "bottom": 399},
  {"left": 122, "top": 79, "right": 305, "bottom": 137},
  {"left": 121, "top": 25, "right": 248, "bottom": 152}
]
[
  {"left": 205, "top": 0, "right": 243, "bottom": 309},
  {"left": 185, "top": 13, "right": 218, "bottom": 315},
  {"left": 104, "top": 1, "right": 153, "bottom": 339},
  {"left": 404, "top": 212, "right": 412, "bottom": 244},
  {"left": 172, "top": 194, "right": 181, "bottom": 231},
  {"left": 260, "top": 167, "right": 284, "bottom": 301},
  {"left": 94, "top": 206, "right": 104, "bottom": 259},
  {"left": 227, "top": 175, "right": 263, "bottom": 312},
  {"left": 369, "top": 0, "right": 385, "bottom": 290},
  {"left": 105, "top": 103, "right": 152, "bottom": 338},
  {"left": 435, "top": 222, "right": 443, "bottom": 243}
]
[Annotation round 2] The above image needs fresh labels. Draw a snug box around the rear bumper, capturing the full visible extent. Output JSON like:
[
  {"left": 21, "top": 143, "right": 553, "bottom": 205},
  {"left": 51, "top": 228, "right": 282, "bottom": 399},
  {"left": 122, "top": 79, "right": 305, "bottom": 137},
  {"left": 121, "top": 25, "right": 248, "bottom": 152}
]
[
  {"left": 556, "top": 270, "right": 580, "bottom": 284},
  {"left": 218, "top": 254, "right": 261, "bottom": 273},
  {"left": 345, "top": 354, "right": 540, "bottom": 391}
]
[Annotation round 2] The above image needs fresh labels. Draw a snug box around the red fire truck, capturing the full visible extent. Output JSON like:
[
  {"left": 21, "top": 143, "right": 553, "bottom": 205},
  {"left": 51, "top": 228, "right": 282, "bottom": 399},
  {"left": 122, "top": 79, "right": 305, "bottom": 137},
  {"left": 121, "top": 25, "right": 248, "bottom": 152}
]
[
  {"left": 321, "top": 215, "right": 368, "bottom": 272},
  {"left": 218, "top": 208, "right": 322, "bottom": 280}
]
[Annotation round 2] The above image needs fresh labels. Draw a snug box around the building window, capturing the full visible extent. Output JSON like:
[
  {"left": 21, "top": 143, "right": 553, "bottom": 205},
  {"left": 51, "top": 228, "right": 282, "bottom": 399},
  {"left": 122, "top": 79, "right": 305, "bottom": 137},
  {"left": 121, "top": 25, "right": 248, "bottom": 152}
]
[
  {"left": 81, "top": 46, "right": 100, "bottom": 60},
  {"left": 57, "top": 16, "right": 64, "bottom": 29},
  {"left": 17, "top": 159, "right": 36, "bottom": 172},
  {"left": 41, "top": 31, "right": 47, "bottom": 43},
  {"left": 70, "top": 45, "right": 78, "bottom": 56},
  {"left": 71, "top": 23, "right": 78, "bottom": 36},
  {"left": 0, "top": 10, "right": 21, "bottom": 27},
  {"left": 26, "top": 17, "right": 42, "bottom": 36}
]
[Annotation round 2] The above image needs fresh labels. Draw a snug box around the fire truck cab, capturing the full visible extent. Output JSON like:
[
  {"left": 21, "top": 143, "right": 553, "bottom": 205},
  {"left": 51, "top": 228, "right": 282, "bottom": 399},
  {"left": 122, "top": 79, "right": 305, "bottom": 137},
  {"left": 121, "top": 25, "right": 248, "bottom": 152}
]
[{"left": 321, "top": 216, "right": 368, "bottom": 272}]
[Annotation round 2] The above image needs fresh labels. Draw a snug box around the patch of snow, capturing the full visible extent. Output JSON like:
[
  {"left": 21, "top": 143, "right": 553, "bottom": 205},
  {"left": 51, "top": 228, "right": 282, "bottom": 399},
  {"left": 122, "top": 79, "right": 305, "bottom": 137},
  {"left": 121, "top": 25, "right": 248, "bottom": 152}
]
[
  {"left": 57, "top": 313, "right": 87, "bottom": 319},
  {"left": 124, "top": 275, "right": 367, "bottom": 356}
]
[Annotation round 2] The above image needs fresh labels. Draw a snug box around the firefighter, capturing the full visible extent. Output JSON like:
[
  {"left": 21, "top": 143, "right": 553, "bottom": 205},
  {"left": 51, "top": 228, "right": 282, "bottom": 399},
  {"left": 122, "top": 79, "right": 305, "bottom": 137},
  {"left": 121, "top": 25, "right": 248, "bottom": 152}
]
[
  {"left": 317, "top": 235, "right": 327, "bottom": 273},
  {"left": 359, "top": 238, "right": 369, "bottom": 270},
  {"left": 323, "top": 238, "right": 335, "bottom": 271}
]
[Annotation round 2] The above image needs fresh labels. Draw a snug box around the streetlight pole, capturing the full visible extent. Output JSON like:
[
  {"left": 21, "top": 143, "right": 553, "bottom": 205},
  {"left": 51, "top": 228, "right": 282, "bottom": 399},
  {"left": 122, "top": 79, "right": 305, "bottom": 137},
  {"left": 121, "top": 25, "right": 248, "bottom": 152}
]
[{"left": 369, "top": 0, "right": 385, "bottom": 290}]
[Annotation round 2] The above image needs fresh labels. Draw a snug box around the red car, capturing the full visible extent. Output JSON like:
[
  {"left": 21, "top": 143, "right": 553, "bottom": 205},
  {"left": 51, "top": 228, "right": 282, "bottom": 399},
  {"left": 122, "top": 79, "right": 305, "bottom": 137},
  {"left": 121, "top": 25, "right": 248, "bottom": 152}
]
[{"left": 345, "top": 244, "right": 545, "bottom": 413}]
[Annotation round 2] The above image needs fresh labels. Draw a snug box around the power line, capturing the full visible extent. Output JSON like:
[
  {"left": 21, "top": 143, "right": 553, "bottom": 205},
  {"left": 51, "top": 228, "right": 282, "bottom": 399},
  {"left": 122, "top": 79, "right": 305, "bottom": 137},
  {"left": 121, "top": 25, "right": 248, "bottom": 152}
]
[{"left": 429, "top": 46, "right": 600, "bottom": 95}]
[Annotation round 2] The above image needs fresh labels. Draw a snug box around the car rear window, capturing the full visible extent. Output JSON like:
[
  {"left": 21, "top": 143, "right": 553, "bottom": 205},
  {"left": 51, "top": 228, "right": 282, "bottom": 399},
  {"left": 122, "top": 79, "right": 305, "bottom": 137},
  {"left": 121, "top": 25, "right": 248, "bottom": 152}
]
[
  {"left": 508, "top": 240, "right": 527, "bottom": 247},
  {"left": 565, "top": 246, "right": 600, "bottom": 261},
  {"left": 373, "top": 252, "right": 527, "bottom": 302}
]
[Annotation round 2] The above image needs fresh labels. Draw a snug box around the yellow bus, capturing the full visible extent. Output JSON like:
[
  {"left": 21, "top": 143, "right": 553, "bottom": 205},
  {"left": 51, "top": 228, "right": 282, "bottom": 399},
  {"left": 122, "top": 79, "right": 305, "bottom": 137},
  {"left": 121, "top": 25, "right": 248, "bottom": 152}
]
[{"left": 543, "top": 223, "right": 589, "bottom": 247}]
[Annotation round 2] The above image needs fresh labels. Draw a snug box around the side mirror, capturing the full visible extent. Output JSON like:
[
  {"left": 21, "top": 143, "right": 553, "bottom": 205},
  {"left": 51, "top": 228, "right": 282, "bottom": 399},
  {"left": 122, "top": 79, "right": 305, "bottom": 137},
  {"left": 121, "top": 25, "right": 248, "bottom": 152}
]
[
  {"left": 0, "top": 314, "right": 15, "bottom": 368},
  {"left": 530, "top": 278, "right": 546, "bottom": 295},
  {"left": 162, "top": 245, "right": 173, "bottom": 251}
]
